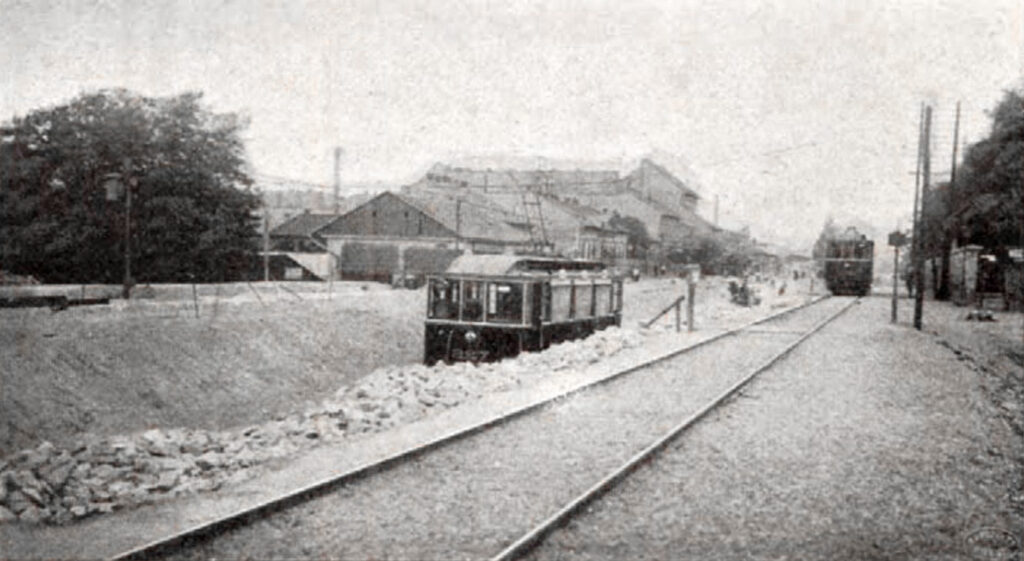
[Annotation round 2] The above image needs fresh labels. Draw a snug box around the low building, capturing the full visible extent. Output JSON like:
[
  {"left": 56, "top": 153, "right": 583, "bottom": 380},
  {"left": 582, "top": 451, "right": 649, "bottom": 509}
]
[
  {"left": 267, "top": 211, "right": 338, "bottom": 252},
  {"left": 318, "top": 191, "right": 532, "bottom": 283}
]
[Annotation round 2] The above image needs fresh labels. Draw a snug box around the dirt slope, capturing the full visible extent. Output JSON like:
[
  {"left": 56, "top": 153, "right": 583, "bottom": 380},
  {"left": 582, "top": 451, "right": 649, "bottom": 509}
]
[
  {"left": 0, "top": 277, "right": 802, "bottom": 458},
  {"left": 0, "top": 285, "right": 423, "bottom": 456}
]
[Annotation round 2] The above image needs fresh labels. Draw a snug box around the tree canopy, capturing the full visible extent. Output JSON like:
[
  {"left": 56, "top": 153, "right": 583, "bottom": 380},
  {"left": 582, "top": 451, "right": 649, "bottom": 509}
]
[
  {"left": 606, "top": 212, "right": 652, "bottom": 259},
  {"left": 0, "top": 89, "right": 260, "bottom": 283},
  {"left": 943, "top": 89, "right": 1023, "bottom": 249}
]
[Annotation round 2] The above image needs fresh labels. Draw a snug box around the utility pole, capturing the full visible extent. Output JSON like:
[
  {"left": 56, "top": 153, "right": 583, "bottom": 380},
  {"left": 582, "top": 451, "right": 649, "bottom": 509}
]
[
  {"left": 914, "top": 105, "right": 932, "bottom": 330},
  {"left": 937, "top": 102, "right": 961, "bottom": 300},
  {"left": 1019, "top": 99, "right": 1024, "bottom": 345},
  {"left": 913, "top": 102, "right": 929, "bottom": 303},
  {"left": 333, "top": 147, "right": 342, "bottom": 214},
  {"left": 262, "top": 201, "right": 270, "bottom": 282},
  {"left": 950, "top": 101, "right": 961, "bottom": 186},
  {"left": 455, "top": 198, "right": 462, "bottom": 252},
  {"left": 892, "top": 242, "right": 900, "bottom": 322},
  {"left": 122, "top": 157, "right": 135, "bottom": 300}
]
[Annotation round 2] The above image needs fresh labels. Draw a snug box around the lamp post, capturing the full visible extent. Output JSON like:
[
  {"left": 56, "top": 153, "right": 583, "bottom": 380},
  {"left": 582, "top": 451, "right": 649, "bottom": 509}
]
[{"left": 103, "top": 157, "right": 137, "bottom": 299}]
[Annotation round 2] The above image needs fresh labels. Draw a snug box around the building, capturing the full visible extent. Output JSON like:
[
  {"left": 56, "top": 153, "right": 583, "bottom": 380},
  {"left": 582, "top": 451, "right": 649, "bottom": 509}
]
[
  {"left": 406, "top": 158, "right": 709, "bottom": 270},
  {"left": 267, "top": 212, "right": 337, "bottom": 252},
  {"left": 318, "top": 191, "right": 532, "bottom": 283}
]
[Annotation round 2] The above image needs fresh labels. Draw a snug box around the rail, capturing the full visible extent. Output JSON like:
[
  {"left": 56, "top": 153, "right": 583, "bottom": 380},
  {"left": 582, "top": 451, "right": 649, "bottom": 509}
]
[
  {"left": 490, "top": 298, "right": 858, "bottom": 561},
  {"left": 107, "top": 295, "right": 832, "bottom": 561}
]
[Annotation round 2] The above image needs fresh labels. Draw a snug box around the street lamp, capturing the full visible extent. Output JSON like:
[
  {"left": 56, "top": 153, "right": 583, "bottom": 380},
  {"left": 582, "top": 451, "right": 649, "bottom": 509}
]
[{"left": 102, "top": 157, "right": 137, "bottom": 299}]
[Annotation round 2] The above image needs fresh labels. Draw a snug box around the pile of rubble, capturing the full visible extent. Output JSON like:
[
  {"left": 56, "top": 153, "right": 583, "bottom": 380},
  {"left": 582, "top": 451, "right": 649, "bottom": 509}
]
[{"left": 0, "top": 327, "right": 644, "bottom": 525}]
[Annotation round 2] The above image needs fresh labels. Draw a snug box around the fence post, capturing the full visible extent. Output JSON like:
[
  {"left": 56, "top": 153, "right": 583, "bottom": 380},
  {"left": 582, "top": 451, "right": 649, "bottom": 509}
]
[{"left": 687, "top": 281, "right": 695, "bottom": 332}]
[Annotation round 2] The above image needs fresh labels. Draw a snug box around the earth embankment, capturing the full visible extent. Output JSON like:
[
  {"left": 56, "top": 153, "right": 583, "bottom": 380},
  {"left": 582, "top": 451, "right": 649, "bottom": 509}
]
[
  {"left": 0, "top": 283, "right": 422, "bottom": 456},
  {"left": 0, "top": 277, "right": 804, "bottom": 458}
]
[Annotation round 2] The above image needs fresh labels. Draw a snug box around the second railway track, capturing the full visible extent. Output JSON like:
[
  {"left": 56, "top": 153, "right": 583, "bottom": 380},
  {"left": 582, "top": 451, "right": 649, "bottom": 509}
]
[{"left": 118, "top": 296, "right": 855, "bottom": 561}]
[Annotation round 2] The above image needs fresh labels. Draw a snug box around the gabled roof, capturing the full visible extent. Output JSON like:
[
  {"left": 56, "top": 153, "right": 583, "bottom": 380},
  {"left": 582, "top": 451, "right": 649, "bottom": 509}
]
[
  {"left": 321, "top": 190, "right": 531, "bottom": 245},
  {"left": 631, "top": 158, "right": 700, "bottom": 200},
  {"left": 399, "top": 191, "right": 531, "bottom": 243},
  {"left": 268, "top": 212, "right": 339, "bottom": 238}
]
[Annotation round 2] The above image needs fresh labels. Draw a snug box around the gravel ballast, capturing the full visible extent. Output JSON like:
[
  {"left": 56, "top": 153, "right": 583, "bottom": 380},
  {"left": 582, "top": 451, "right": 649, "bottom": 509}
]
[
  {"left": 0, "top": 276, "right": 806, "bottom": 527},
  {"left": 527, "top": 297, "right": 1024, "bottom": 560},
  {"left": 155, "top": 297, "right": 850, "bottom": 560}
]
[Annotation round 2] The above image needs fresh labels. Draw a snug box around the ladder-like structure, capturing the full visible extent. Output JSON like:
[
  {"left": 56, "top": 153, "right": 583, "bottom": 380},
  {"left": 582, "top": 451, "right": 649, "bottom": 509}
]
[{"left": 520, "top": 188, "right": 549, "bottom": 253}]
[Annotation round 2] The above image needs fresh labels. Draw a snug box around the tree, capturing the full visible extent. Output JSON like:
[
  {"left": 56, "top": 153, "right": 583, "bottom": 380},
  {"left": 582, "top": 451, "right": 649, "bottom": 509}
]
[
  {"left": 666, "top": 233, "right": 753, "bottom": 276},
  {"left": 607, "top": 212, "right": 652, "bottom": 259},
  {"left": 811, "top": 217, "right": 842, "bottom": 260},
  {"left": 0, "top": 89, "right": 260, "bottom": 283},
  {"left": 947, "top": 89, "right": 1023, "bottom": 248},
  {"left": 927, "top": 88, "right": 1024, "bottom": 302}
]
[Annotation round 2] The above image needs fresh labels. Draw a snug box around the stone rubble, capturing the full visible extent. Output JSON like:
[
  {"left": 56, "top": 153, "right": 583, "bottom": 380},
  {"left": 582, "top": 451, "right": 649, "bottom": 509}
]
[{"left": 0, "top": 326, "right": 645, "bottom": 525}]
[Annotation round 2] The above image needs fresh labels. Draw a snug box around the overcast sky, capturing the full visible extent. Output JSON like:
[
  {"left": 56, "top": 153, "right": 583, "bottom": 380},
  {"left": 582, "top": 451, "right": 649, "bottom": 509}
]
[{"left": 2, "top": 0, "right": 1022, "bottom": 249}]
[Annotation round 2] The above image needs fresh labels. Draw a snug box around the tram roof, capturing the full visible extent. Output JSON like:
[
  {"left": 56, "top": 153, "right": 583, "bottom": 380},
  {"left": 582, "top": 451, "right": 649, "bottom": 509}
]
[{"left": 444, "top": 254, "right": 607, "bottom": 276}]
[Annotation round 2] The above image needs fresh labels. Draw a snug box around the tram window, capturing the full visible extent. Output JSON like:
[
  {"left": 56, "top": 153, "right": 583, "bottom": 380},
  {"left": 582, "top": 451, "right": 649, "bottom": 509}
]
[
  {"left": 550, "top": 283, "right": 572, "bottom": 322},
  {"left": 486, "top": 282, "right": 523, "bottom": 323},
  {"left": 594, "top": 283, "right": 611, "bottom": 315},
  {"left": 576, "top": 282, "right": 592, "bottom": 318},
  {"left": 462, "top": 281, "right": 484, "bottom": 321},
  {"left": 428, "top": 279, "right": 459, "bottom": 320}
]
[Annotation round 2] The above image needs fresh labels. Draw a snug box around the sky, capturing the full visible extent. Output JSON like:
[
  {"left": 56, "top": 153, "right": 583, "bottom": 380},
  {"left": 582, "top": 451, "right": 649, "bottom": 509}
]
[{"left": 2, "top": 0, "right": 1022, "bottom": 250}]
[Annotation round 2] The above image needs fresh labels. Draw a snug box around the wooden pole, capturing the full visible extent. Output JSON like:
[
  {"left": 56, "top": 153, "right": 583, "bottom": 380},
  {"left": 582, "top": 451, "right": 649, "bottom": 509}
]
[
  {"left": 911, "top": 103, "right": 924, "bottom": 301},
  {"left": 455, "top": 198, "right": 462, "bottom": 252},
  {"left": 333, "top": 147, "right": 342, "bottom": 214},
  {"left": 891, "top": 245, "right": 899, "bottom": 322},
  {"left": 263, "top": 212, "right": 270, "bottom": 282},
  {"left": 642, "top": 294, "right": 686, "bottom": 328},
  {"left": 327, "top": 253, "right": 334, "bottom": 299},
  {"left": 914, "top": 105, "right": 932, "bottom": 330},
  {"left": 938, "top": 101, "right": 961, "bottom": 300},
  {"left": 686, "top": 280, "right": 695, "bottom": 332},
  {"left": 1019, "top": 99, "right": 1024, "bottom": 344},
  {"left": 950, "top": 101, "right": 961, "bottom": 185},
  {"left": 122, "top": 158, "right": 133, "bottom": 300}
]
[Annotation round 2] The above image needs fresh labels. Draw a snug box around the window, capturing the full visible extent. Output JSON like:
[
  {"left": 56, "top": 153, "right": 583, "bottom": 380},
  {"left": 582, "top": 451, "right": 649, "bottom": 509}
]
[
  {"left": 462, "top": 281, "right": 484, "bottom": 321},
  {"left": 549, "top": 282, "right": 572, "bottom": 321},
  {"left": 575, "top": 281, "right": 592, "bottom": 318},
  {"left": 428, "top": 279, "right": 459, "bottom": 320},
  {"left": 594, "top": 282, "right": 611, "bottom": 315},
  {"left": 487, "top": 282, "right": 523, "bottom": 323}
]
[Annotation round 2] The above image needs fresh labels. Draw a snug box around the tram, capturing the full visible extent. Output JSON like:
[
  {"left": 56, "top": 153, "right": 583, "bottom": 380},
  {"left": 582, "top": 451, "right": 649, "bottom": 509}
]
[{"left": 424, "top": 255, "right": 623, "bottom": 365}]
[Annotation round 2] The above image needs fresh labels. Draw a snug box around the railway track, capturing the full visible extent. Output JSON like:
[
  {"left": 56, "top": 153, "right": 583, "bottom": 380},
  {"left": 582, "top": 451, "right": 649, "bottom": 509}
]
[
  {"left": 112, "top": 295, "right": 852, "bottom": 561},
  {"left": 493, "top": 297, "right": 857, "bottom": 561}
]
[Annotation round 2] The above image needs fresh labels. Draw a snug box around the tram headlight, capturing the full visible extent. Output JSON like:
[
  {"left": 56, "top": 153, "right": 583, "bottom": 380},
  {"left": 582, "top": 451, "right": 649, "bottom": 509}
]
[{"left": 464, "top": 330, "right": 478, "bottom": 343}]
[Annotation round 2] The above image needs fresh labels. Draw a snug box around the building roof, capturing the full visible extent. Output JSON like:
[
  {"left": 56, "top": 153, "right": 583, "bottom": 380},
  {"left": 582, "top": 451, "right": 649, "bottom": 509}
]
[
  {"left": 398, "top": 190, "right": 532, "bottom": 244},
  {"left": 407, "top": 157, "right": 724, "bottom": 244},
  {"left": 321, "top": 191, "right": 532, "bottom": 245},
  {"left": 444, "top": 254, "right": 606, "bottom": 276},
  {"left": 268, "top": 212, "right": 339, "bottom": 238},
  {"left": 632, "top": 158, "right": 700, "bottom": 201}
]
